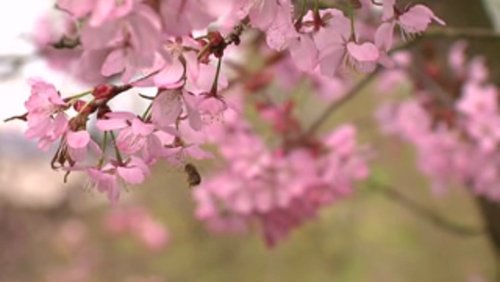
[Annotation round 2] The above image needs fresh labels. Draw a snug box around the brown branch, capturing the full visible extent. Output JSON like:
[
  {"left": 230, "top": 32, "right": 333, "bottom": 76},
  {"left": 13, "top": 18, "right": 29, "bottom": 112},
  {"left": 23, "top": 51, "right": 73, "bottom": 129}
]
[
  {"left": 370, "top": 181, "right": 484, "bottom": 237},
  {"left": 304, "top": 69, "right": 380, "bottom": 136}
]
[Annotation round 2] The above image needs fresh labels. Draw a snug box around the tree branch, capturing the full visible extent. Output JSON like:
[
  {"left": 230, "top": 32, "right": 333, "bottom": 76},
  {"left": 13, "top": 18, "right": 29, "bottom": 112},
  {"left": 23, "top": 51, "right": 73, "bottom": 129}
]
[
  {"left": 370, "top": 181, "right": 484, "bottom": 237},
  {"left": 303, "top": 27, "right": 500, "bottom": 136}
]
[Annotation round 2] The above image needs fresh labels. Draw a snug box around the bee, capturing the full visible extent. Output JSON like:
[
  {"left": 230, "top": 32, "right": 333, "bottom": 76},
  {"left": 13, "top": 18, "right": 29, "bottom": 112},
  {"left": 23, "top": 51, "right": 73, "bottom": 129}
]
[{"left": 184, "top": 163, "right": 201, "bottom": 187}]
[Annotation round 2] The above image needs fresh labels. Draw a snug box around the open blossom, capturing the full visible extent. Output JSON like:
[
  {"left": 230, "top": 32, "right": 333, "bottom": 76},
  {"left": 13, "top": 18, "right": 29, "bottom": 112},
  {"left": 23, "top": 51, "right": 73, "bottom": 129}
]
[
  {"left": 24, "top": 79, "right": 69, "bottom": 151},
  {"left": 233, "top": 0, "right": 298, "bottom": 50},
  {"left": 312, "top": 9, "right": 380, "bottom": 75},
  {"left": 383, "top": 0, "right": 445, "bottom": 39},
  {"left": 87, "top": 157, "right": 150, "bottom": 203},
  {"left": 80, "top": 3, "right": 162, "bottom": 81},
  {"left": 96, "top": 112, "right": 156, "bottom": 155},
  {"left": 65, "top": 130, "right": 102, "bottom": 163},
  {"left": 151, "top": 89, "right": 203, "bottom": 130}
]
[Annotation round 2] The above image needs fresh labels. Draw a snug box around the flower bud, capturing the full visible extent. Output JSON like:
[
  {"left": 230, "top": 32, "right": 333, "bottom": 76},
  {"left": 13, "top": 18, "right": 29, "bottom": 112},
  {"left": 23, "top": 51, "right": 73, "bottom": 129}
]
[
  {"left": 92, "top": 84, "right": 115, "bottom": 99},
  {"left": 349, "top": 0, "right": 362, "bottom": 9},
  {"left": 73, "top": 100, "right": 97, "bottom": 114}
]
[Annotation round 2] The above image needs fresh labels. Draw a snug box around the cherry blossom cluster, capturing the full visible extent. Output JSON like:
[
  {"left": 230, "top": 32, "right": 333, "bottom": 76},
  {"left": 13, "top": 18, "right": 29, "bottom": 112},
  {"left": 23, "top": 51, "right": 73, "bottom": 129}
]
[
  {"left": 377, "top": 42, "right": 500, "bottom": 200},
  {"left": 35, "top": 0, "right": 446, "bottom": 82},
  {"left": 15, "top": 77, "right": 221, "bottom": 204},
  {"left": 194, "top": 103, "right": 369, "bottom": 246},
  {"left": 6, "top": 0, "right": 446, "bottom": 246}
]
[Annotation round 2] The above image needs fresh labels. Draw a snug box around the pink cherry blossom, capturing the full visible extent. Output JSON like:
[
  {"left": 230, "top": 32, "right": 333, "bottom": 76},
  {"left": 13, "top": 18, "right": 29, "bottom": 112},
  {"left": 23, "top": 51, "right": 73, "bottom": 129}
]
[
  {"left": 313, "top": 9, "right": 352, "bottom": 76},
  {"left": 457, "top": 83, "right": 498, "bottom": 117},
  {"left": 87, "top": 166, "right": 121, "bottom": 203},
  {"left": 193, "top": 95, "right": 368, "bottom": 245},
  {"left": 237, "top": 0, "right": 280, "bottom": 31},
  {"left": 346, "top": 42, "right": 380, "bottom": 72},
  {"left": 160, "top": 0, "right": 214, "bottom": 36},
  {"left": 376, "top": 42, "right": 500, "bottom": 201},
  {"left": 14, "top": 0, "right": 460, "bottom": 248},
  {"left": 80, "top": 3, "right": 162, "bottom": 81},
  {"left": 24, "top": 79, "right": 69, "bottom": 151},
  {"left": 104, "top": 206, "right": 170, "bottom": 251},
  {"left": 311, "top": 9, "right": 381, "bottom": 74},
  {"left": 151, "top": 89, "right": 203, "bottom": 131},
  {"left": 133, "top": 216, "right": 170, "bottom": 251},
  {"left": 263, "top": 0, "right": 297, "bottom": 51},
  {"left": 65, "top": 130, "right": 102, "bottom": 162},
  {"left": 398, "top": 5, "right": 445, "bottom": 35},
  {"left": 289, "top": 34, "right": 319, "bottom": 72},
  {"left": 383, "top": 2, "right": 445, "bottom": 38},
  {"left": 87, "top": 157, "right": 150, "bottom": 203},
  {"left": 197, "top": 94, "right": 228, "bottom": 121},
  {"left": 96, "top": 112, "right": 156, "bottom": 155}
]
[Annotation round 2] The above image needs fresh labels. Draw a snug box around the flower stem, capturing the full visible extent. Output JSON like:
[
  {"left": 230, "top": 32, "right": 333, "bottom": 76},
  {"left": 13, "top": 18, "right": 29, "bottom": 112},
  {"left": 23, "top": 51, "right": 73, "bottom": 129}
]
[
  {"left": 142, "top": 102, "right": 153, "bottom": 120},
  {"left": 347, "top": 1, "right": 357, "bottom": 41},
  {"left": 210, "top": 57, "right": 223, "bottom": 96},
  {"left": 66, "top": 90, "right": 93, "bottom": 105},
  {"left": 98, "top": 131, "right": 108, "bottom": 168},
  {"left": 109, "top": 131, "right": 123, "bottom": 165}
]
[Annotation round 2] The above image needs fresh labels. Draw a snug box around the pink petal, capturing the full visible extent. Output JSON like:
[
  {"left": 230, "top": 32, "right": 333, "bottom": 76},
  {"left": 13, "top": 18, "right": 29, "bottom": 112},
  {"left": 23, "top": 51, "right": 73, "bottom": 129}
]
[
  {"left": 319, "top": 48, "right": 346, "bottom": 77},
  {"left": 399, "top": 5, "right": 445, "bottom": 34},
  {"left": 346, "top": 42, "right": 380, "bottom": 62},
  {"left": 153, "top": 58, "right": 185, "bottom": 87},
  {"left": 101, "top": 49, "right": 126, "bottom": 77},
  {"left": 96, "top": 118, "right": 128, "bottom": 131},
  {"left": 117, "top": 166, "right": 145, "bottom": 184},
  {"left": 183, "top": 94, "right": 203, "bottom": 131},
  {"left": 89, "top": 0, "right": 115, "bottom": 26},
  {"left": 375, "top": 22, "right": 395, "bottom": 52},
  {"left": 289, "top": 35, "right": 319, "bottom": 71},
  {"left": 57, "top": 0, "right": 94, "bottom": 18},
  {"left": 382, "top": 0, "right": 395, "bottom": 21},
  {"left": 131, "top": 118, "right": 155, "bottom": 136},
  {"left": 185, "top": 145, "right": 214, "bottom": 160},
  {"left": 151, "top": 90, "right": 182, "bottom": 128},
  {"left": 52, "top": 112, "right": 69, "bottom": 135},
  {"left": 66, "top": 130, "right": 91, "bottom": 149}
]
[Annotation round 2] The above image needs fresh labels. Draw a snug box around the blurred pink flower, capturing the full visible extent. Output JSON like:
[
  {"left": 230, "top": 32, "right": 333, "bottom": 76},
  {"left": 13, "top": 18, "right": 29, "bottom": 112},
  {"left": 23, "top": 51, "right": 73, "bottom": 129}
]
[{"left": 104, "top": 206, "right": 169, "bottom": 251}]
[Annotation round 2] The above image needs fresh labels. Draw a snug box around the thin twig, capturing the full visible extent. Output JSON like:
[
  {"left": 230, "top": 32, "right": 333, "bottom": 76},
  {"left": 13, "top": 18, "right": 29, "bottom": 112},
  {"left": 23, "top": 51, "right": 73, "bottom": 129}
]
[
  {"left": 304, "top": 69, "right": 380, "bottom": 136},
  {"left": 372, "top": 182, "right": 484, "bottom": 237}
]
